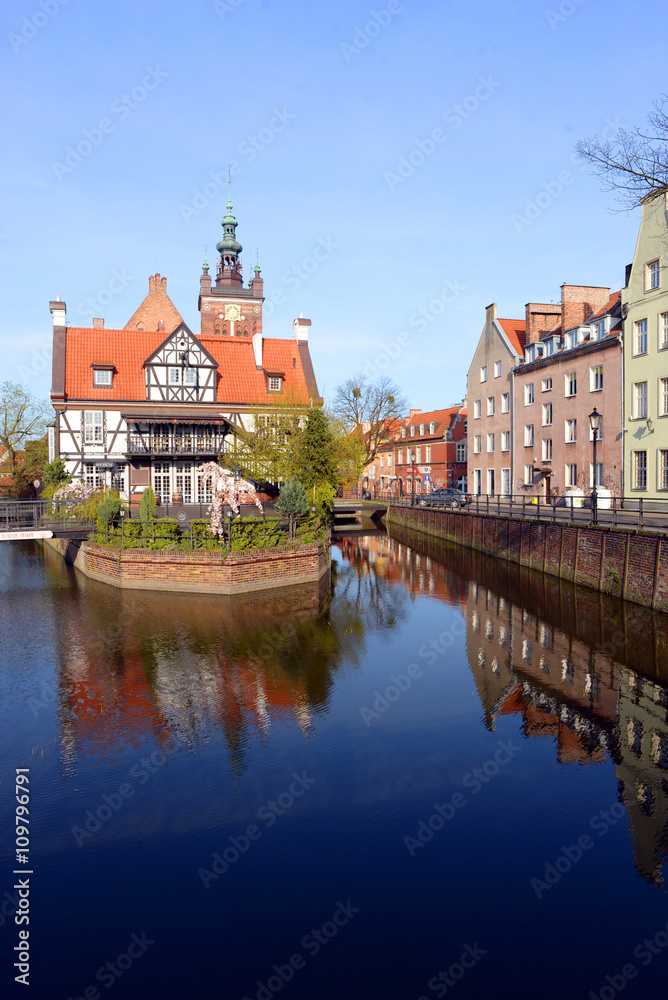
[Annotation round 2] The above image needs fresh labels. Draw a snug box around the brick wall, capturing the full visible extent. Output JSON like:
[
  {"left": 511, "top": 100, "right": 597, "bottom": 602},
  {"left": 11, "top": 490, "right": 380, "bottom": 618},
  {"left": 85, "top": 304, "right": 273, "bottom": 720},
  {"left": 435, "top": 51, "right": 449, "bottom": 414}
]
[
  {"left": 387, "top": 506, "right": 668, "bottom": 613},
  {"left": 48, "top": 537, "right": 330, "bottom": 595}
]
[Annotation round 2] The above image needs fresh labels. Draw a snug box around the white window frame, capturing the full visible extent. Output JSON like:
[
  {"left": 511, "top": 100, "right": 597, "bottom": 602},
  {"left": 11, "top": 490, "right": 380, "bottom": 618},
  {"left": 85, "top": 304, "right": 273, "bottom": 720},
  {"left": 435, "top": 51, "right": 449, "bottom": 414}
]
[
  {"left": 184, "top": 367, "right": 197, "bottom": 385},
  {"left": 542, "top": 378, "right": 552, "bottom": 392},
  {"left": 93, "top": 369, "right": 112, "bottom": 387},
  {"left": 429, "top": 421, "right": 435, "bottom": 434},
  {"left": 661, "top": 377, "right": 668, "bottom": 417},
  {"left": 565, "top": 463, "right": 577, "bottom": 488},
  {"left": 525, "top": 383, "right": 534, "bottom": 406},
  {"left": 501, "top": 431, "right": 510, "bottom": 452},
  {"left": 660, "top": 450, "right": 668, "bottom": 491},
  {"left": 590, "top": 365, "right": 603, "bottom": 392},
  {"left": 410, "top": 425, "right": 416, "bottom": 437},
  {"left": 425, "top": 445, "right": 431, "bottom": 462},
  {"left": 487, "top": 433, "right": 495, "bottom": 453},
  {"left": 633, "top": 451, "right": 647, "bottom": 490},
  {"left": 494, "top": 361, "right": 502, "bottom": 378},
  {"left": 456, "top": 442, "right": 466, "bottom": 462},
  {"left": 473, "top": 435, "right": 481, "bottom": 455},
  {"left": 634, "top": 381, "right": 648, "bottom": 419},
  {"left": 542, "top": 438, "right": 552, "bottom": 461},
  {"left": 487, "top": 396, "right": 495, "bottom": 416},
  {"left": 419, "top": 423, "right": 425, "bottom": 436},
  {"left": 589, "top": 463, "right": 604, "bottom": 488},
  {"left": 524, "top": 424, "right": 534, "bottom": 448},
  {"left": 84, "top": 410, "right": 103, "bottom": 444},
  {"left": 635, "top": 319, "right": 648, "bottom": 356},
  {"left": 647, "top": 259, "right": 660, "bottom": 290},
  {"left": 473, "top": 400, "right": 481, "bottom": 419},
  {"left": 661, "top": 313, "right": 668, "bottom": 350},
  {"left": 524, "top": 464, "right": 534, "bottom": 486},
  {"left": 480, "top": 365, "right": 487, "bottom": 383},
  {"left": 169, "top": 367, "right": 181, "bottom": 385},
  {"left": 565, "top": 372, "right": 577, "bottom": 397},
  {"left": 268, "top": 376, "right": 282, "bottom": 391},
  {"left": 501, "top": 393, "right": 510, "bottom": 413},
  {"left": 565, "top": 419, "right": 577, "bottom": 443},
  {"left": 542, "top": 403, "right": 552, "bottom": 426}
]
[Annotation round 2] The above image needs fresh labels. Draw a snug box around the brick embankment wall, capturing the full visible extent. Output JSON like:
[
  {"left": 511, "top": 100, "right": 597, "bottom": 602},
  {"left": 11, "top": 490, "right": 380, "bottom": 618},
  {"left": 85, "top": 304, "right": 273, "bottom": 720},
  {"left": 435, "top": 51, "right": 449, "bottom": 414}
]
[
  {"left": 386, "top": 507, "right": 668, "bottom": 614},
  {"left": 43, "top": 537, "right": 331, "bottom": 595}
]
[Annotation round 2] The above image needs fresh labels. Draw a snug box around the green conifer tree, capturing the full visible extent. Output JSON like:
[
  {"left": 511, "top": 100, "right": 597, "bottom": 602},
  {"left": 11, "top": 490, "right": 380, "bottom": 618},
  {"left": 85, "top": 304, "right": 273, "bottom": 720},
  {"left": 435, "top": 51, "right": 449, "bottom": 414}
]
[{"left": 297, "top": 408, "right": 338, "bottom": 490}]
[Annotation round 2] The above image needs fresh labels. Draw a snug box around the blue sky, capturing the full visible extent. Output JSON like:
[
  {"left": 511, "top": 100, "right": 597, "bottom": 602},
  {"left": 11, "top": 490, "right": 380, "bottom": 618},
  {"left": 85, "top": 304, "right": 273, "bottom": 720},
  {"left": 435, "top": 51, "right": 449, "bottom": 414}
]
[{"left": 1, "top": 0, "right": 666, "bottom": 413}]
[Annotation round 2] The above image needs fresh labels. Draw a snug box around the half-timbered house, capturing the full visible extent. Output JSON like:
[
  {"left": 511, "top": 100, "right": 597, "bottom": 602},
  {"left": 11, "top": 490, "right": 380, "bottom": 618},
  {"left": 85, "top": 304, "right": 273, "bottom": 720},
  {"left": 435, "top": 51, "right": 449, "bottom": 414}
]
[{"left": 49, "top": 201, "right": 321, "bottom": 505}]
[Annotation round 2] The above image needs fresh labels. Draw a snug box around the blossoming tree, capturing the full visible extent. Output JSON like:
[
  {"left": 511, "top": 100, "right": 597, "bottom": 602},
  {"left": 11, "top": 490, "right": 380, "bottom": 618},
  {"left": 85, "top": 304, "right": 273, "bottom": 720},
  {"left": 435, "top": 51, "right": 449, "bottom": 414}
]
[{"left": 197, "top": 462, "right": 263, "bottom": 538}]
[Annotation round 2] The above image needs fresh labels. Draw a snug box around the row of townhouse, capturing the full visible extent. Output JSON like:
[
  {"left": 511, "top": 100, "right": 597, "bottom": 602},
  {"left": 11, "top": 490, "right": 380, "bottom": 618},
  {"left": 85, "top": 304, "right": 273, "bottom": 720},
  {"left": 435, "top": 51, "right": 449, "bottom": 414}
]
[
  {"left": 465, "top": 185, "right": 668, "bottom": 498},
  {"left": 362, "top": 404, "right": 467, "bottom": 497}
]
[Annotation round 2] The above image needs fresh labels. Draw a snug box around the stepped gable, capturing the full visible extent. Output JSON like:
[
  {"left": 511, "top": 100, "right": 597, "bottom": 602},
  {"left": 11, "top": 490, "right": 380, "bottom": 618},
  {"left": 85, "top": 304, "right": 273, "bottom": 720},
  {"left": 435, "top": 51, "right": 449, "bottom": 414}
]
[{"left": 124, "top": 273, "right": 183, "bottom": 332}]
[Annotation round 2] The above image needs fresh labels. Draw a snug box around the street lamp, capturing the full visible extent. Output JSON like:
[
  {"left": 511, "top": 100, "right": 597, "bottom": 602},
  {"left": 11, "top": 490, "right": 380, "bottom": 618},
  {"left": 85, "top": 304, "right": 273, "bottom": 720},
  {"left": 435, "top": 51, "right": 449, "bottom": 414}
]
[
  {"left": 588, "top": 407, "right": 601, "bottom": 525},
  {"left": 410, "top": 451, "right": 416, "bottom": 506}
]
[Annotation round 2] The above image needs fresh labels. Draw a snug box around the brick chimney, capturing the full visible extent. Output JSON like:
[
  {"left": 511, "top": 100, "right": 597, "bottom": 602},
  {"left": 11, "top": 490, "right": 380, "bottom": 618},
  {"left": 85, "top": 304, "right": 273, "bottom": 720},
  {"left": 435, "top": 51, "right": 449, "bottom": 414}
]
[
  {"left": 560, "top": 284, "right": 610, "bottom": 331},
  {"left": 524, "top": 302, "right": 562, "bottom": 344},
  {"left": 93, "top": 318, "right": 104, "bottom": 328}
]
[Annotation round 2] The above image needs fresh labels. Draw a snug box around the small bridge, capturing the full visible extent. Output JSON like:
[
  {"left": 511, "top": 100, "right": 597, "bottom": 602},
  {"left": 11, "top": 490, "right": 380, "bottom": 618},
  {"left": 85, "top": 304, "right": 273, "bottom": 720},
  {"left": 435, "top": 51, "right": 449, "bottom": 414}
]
[
  {"left": 332, "top": 501, "right": 387, "bottom": 530},
  {"left": 0, "top": 500, "right": 94, "bottom": 541}
]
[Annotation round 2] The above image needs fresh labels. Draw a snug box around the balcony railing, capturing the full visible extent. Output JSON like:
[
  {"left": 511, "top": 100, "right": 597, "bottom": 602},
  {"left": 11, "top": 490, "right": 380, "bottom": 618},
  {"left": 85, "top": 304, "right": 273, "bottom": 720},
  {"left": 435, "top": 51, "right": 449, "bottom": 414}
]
[{"left": 127, "top": 432, "right": 225, "bottom": 456}]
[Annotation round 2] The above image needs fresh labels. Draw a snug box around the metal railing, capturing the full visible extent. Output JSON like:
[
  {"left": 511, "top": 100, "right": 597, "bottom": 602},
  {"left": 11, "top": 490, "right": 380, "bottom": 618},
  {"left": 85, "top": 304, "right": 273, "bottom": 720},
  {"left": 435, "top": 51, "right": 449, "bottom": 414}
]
[
  {"left": 0, "top": 499, "right": 96, "bottom": 531},
  {"left": 127, "top": 433, "right": 225, "bottom": 456},
  {"left": 387, "top": 493, "right": 668, "bottom": 532}
]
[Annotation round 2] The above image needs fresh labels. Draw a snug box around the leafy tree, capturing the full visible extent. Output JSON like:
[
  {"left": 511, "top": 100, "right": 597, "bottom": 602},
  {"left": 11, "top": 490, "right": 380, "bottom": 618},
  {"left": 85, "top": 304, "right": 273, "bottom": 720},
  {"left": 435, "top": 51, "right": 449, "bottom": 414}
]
[
  {"left": 11, "top": 438, "right": 49, "bottom": 498},
  {"left": 43, "top": 458, "right": 70, "bottom": 489},
  {"left": 297, "top": 408, "right": 338, "bottom": 491},
  {"left": 225, "top": 385, "right": 311, "bottom": 486},
  {"left": 139, "top": 485, "right": 157, "bottom": 524},
  {"left": 332, "top": 375, "right": 407, "bottom": 467},
  {"left": 576, "top": 96, "right": 668, "bottom": 208},
  {"left": 0, "top": 382, "right": 53, "bottom": 491},
  {"left": 275, "top": 479, "right": 309, "bottom": 519}
]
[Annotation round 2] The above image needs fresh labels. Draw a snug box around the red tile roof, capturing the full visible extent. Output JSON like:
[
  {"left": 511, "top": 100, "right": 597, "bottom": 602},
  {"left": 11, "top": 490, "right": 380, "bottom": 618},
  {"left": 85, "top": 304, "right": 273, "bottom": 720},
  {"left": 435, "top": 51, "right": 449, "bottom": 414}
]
[
  {"left": 63, "top": 328, "right": 313, "bottom": 405},
  {"left": 497, "top": 318, "right": 527, "bottom": 355},
  {"left": 587, "top": 290, "right": 621, "bottom": 322}
]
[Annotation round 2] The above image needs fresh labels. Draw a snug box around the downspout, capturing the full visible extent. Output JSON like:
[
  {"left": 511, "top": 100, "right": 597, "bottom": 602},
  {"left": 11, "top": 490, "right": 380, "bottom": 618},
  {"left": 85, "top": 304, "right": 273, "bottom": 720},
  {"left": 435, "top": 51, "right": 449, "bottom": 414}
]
[{"left": 619, "top": 331, "right": 625, "bottom": 500}]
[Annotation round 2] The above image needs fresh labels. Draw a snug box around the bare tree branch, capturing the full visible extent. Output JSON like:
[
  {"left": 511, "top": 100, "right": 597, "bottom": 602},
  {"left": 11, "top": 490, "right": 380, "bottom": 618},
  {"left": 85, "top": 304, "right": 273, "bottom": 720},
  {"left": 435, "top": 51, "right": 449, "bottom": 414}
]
[
  {"left": 0, "top": 382, "right": 53, "bottom": 479},
  {"left": 332, "top": 375, "right": 407, "bottom": 466},
  {"left": 576, "top": 96, "right": 668, "bottom": 208}
]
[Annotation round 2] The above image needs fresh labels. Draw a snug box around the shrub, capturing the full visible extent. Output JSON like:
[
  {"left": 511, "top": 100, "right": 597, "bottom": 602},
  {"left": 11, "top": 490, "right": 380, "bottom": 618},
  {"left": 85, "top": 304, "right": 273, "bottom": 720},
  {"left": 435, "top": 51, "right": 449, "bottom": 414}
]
[
  {"left": 97, "top": 496, "right": 121, "bottom": 523},
  {"left": 139, "top": 486, "right": 157, "bottom": 523}
]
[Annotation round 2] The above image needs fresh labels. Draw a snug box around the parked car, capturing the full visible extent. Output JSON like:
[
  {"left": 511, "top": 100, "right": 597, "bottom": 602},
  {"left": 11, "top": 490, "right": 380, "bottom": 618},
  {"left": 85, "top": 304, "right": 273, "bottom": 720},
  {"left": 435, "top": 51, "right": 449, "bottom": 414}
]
[{"left": 419, "top": 488, "right": 470, "bottom": 509}]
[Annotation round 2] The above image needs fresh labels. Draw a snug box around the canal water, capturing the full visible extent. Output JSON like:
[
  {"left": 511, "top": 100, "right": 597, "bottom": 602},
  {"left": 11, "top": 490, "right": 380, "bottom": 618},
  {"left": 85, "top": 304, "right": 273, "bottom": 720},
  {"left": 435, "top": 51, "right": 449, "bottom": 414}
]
[{"left": 1, "top": 530, "right": 668, "bottom": 1000}]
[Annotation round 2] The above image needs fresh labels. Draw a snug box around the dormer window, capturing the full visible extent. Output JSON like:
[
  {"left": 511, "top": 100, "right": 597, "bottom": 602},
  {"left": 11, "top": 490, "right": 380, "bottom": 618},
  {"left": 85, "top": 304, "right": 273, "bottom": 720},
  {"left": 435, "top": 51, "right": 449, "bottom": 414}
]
[
  {"left": 419, "top": 423, "right": 424, "bottom": 436},
  {"left": 268, "top": 376, "right": 282, "bottom": 391},
  {"left": 92, "top": 364, "right": 114, "bottom": 387},
  {"left": 410, "top": 426, "right": 416, "bottom": 437},
  {"left": 401, "top": 427, "right": 406, "bottom": 439},
  {"left": 429, "top": 421, "right": 435, "bottom": 434}
]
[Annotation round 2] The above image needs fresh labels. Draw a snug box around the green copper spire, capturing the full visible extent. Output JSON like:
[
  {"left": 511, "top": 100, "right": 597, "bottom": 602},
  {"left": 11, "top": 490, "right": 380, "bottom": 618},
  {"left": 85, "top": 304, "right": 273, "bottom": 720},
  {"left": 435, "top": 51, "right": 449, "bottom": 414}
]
[{"left": 216, "top": 198, "right": 243, "bottom": 256}]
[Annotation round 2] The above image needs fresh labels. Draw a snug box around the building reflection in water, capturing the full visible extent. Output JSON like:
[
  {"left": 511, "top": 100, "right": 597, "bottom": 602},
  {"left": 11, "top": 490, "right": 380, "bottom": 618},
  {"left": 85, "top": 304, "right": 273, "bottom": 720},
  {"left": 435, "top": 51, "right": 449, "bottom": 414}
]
[
  {"left": 40, "top": 530, "right": 668, "bottom": 885},
  {"left": 387, "top": 523, "right": 668, "bottom": 888}
]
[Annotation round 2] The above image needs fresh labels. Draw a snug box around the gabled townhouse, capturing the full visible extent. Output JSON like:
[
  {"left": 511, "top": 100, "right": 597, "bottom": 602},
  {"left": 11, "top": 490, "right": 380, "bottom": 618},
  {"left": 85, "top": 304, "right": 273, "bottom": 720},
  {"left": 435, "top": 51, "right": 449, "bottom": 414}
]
[
  {"left": 49, "top": 202, "right": 321, "bottom": 505},
  {"left": 622, "top": 186, "right": 668, "bottom": 495},
  {"left": 394, "top": 405, "right": 467, "bottom": 497},
  {"left": 466, "top": 304, "right": 528, "bottom": 496},
  {"left": 513, "top": 287, "right": 622, "bottom": 498}
]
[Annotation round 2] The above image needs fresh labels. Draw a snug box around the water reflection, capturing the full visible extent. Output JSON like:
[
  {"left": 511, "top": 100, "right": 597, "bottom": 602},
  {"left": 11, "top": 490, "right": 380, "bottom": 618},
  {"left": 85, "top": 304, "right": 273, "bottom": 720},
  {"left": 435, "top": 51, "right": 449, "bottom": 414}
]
[
  {"left": 384, "top": 524, "right": 668, "bottom": 887},
  {"left": 24, "top": 532, "right": 668, "bottom": 887}
]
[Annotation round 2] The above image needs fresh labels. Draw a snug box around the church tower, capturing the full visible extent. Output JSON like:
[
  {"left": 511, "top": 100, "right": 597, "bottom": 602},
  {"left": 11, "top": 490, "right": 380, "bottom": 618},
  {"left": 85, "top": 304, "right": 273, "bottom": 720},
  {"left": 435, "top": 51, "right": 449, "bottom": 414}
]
[{"left": 198, "top": 198, "right": 264, "bottom": 339}]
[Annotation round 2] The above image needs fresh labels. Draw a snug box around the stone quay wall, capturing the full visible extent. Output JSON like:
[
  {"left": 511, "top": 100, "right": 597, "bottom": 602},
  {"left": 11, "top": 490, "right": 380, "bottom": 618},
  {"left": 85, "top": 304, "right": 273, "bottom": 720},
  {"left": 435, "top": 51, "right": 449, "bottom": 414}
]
[
  {"left": 386, "top": 506, "right": 668, "bottom": 613},
  {"left": 44, "top": 537, "right": 331, "bottom": 595}
]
